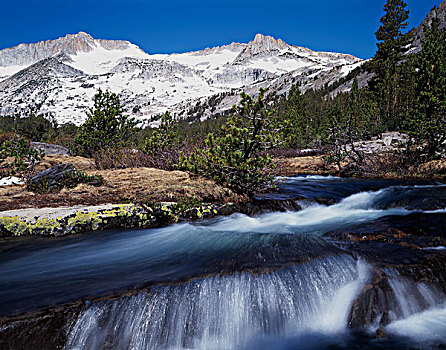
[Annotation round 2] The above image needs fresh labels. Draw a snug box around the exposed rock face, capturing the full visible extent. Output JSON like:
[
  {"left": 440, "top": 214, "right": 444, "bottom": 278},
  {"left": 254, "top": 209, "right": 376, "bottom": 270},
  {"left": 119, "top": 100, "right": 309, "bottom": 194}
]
[
  {"left": 348, "top": 131, "right": 409, "bottom": 154},
  {"left": 410, "top": 1, "right": 446, "bottom": 53},
  {"left": 348, "top": 269, "right": 399, "bottom": 329},
  {"left": 232, "top": 34, "right": 289, "bottom": 64},
  {"left": 31, "top": 142, "right": 69, "bottom": 156},
  {"left": 0, "top": 302, "right": 84, "bottom": 350},
  {"left": 0, "top": 32, "right": 136, "bottom": 67}
]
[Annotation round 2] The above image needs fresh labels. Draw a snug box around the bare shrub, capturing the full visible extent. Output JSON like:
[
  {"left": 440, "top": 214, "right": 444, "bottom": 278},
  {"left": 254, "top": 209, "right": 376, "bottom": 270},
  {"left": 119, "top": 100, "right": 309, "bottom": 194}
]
[
  {"left": 93, "top": 142, "right": 198, "bottom": 171},
  {"left": 358, "top": 151, "right": 423, "bottom": 177}
]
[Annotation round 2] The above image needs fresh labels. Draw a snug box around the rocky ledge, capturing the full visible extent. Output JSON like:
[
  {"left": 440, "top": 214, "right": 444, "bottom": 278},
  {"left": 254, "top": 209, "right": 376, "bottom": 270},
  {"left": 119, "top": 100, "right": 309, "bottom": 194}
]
[
  {"left": 0, "top": 203, "right": 219, "bottom": 238},
  {"left": 0, "top": 198, "right": 302, "bottom": 238}
]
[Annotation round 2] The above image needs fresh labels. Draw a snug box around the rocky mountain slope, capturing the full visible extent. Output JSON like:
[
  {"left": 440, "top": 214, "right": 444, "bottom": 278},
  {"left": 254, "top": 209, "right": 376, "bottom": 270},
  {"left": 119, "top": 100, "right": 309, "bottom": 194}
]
[
  {"left": 329, "top": 0, "right": 446, "bottom": 98},
  {"left": 410, "top": 1, "right": 446, "bottom": 53},
  {"left": 0, "top": 32, "right": 362, "bottom": 125}
]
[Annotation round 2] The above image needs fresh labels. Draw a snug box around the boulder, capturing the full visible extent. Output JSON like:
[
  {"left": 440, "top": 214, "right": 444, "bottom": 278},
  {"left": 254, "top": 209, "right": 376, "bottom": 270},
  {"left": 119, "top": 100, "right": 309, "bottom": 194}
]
[
  {"left": 31, "top": 142, "right": 69, "bottom": 156},
  {"left": 29, "top": 163, "right": 77, "bottom": 190}
]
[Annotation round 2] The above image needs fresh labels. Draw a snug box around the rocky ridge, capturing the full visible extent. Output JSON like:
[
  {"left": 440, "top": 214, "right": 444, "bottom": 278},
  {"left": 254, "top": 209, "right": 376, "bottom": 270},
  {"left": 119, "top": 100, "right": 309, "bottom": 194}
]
[
  {"left": 0, "top": 32, "right": 362, "bottom": 125},
  {"left": 0, "top": 32, "right": 139, "bottom": 67},
  {"left": 410, "top": 1, "right": 446, "bottom": 53}
]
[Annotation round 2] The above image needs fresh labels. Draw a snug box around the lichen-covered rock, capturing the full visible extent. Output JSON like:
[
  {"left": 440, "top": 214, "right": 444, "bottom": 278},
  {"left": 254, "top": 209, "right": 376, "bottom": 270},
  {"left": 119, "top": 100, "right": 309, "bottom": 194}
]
[
  {"left": 0, "top": 197, "right": 305, "bottom": 238},
  {"left": 181, "top": 204, "right": 219, "bottom": 221},
  {"left": 0, "top": 204, "right": 157, "bottom": 237}
]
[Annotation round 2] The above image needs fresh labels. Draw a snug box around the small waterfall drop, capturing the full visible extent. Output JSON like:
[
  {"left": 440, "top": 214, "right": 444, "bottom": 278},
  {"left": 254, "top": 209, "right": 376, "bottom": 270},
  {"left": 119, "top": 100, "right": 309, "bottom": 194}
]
[
  {"left": 382, "top": 272, "right": 446, "bottom": 345},
  {"left": 66, "top": 255, "right": 368, "bottom": 350}
]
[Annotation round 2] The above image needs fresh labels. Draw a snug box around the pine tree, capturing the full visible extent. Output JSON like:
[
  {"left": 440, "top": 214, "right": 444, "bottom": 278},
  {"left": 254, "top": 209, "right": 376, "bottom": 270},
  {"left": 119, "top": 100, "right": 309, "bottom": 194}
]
[
  {"left": 179, "top": 89, "right": 281, "bottom": 195},
  {"left": 74, "top": 89, "right": 138, "bottom": 157},
  {"left": 281, "top": 85, "right": 310, "bottom": 149},
  {"left": 324, "top": 78, "right": 373, "bottom": 171},
  {"left": 369, "top": 0, "right": 411, "bottom": 129},
  {"left": 144, "top": 112, "right": 178, "bottom": 156},
  {"left": 405, "top": 18, "right": 446, "bottom": 159},
  {"left": 373, "top": 0, "right": 410, "bottom": 68}
]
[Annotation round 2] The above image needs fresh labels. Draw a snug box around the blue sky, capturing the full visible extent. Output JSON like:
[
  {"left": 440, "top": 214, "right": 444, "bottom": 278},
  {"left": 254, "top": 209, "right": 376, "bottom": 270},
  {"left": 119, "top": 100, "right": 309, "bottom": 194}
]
[{"left": 0, "top": 0, "right": 440, "bottom": 59}]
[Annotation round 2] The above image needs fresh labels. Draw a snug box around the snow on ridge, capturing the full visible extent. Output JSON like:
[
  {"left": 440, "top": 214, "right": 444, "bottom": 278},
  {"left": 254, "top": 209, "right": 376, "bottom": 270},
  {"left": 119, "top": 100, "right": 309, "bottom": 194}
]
[
  {"left": 68, "top": 45, "right": 150, "bottom": 75},
  {"left": 0, "top": 32, "right": 364, "bottom": 125}
]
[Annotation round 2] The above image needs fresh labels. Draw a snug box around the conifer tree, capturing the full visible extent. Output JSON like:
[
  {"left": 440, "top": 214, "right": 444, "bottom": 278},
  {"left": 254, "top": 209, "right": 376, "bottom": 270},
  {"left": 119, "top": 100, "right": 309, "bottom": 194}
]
[
  {"left": 405, "top": 18, "right": 446, "bottom": 159},
  {"left": 369, "top": 0, "right": 410, "bottom": 129},
  {"left": 74, "top": 89, "right": 138, "bottom": 157},
  {"left": 281, "top": 85, "right": 311, "bottom": 149},
  {"left": 179, "top": 89, "right": 280, "bottom": 195},
  {"left": 144, "top": 112, "right": 178, "bottom": 156},
  {"left": 373, "top": 0, "right": 410, "bottom": 68}
]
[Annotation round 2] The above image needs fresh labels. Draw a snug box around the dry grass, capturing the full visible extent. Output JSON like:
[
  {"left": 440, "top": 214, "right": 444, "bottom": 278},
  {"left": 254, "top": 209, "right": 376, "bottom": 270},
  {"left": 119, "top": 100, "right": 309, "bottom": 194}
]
[
  {"left": 273, "top": 156, "right": 336, "bottom": 176},
  {"left": 0, "top": 155, "right": 242, "bottom": 211}
]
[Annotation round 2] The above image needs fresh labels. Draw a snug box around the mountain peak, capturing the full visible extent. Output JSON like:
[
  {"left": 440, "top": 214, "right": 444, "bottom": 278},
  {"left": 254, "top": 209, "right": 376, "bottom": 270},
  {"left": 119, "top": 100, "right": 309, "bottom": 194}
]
[
  {"left": 74, "top": 31, "right": 92, "bottom": 37},
  {"left": 64, "top": 31, "right": 95, "bottom": 42},
  {"left": 0, "top": 32, "right": 137, "bottom": 68},
  {"left": 250, "top": 33, "right": 288, "bottom": 50},
  {"left": 232, "top": 33, "right": 289, "bottom": 64}
]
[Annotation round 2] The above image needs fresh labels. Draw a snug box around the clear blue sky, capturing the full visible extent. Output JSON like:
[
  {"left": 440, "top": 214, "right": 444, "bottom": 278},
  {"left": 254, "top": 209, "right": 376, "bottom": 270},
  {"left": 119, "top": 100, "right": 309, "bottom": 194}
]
[{"left": 0, "top": 0, "right": 441, "bottom": 59}]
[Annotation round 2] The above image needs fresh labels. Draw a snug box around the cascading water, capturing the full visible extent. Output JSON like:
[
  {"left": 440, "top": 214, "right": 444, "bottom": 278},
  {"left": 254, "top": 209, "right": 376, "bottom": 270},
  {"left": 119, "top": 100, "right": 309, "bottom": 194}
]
[
  {"left": 382, "top": 273, "right": 446, "bottom": 346},
  {"left": 1, "top": 177, "right": 445, "bottom": 349},
  {"left": 66, "top": 256, "right": 368, "bottom": 350}
]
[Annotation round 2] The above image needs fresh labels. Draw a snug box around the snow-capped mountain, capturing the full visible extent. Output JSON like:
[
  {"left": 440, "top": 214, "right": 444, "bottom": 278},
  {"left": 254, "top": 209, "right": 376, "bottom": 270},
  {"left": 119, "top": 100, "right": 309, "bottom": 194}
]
[{"left": 0, "top": 32, "right": 363, "bottom": 125}]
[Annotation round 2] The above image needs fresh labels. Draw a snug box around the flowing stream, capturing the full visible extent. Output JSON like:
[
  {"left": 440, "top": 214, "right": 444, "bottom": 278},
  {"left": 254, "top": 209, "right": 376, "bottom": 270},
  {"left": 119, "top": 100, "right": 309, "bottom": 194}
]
[{"left": 1, "top": 176, "right": 446, "bottom": 349}]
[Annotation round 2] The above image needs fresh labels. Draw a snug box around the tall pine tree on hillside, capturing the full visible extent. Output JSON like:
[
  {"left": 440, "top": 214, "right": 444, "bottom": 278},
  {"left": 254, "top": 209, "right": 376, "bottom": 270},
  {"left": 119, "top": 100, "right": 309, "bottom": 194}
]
[
  {"left": 373, "top": 0, "right": 410, "bottom": 68},
  {"left": 369, "top": 0, "right": 411, "bottom": 130},
  {"left": 405, "top": 18, "right": 446, "bottom": 159}
]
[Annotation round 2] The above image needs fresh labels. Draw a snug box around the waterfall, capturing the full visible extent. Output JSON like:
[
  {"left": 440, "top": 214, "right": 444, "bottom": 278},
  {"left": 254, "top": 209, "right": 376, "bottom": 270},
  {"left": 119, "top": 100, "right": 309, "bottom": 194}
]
[
  {"left": 66, "top": 255, "right": 367, "bottom": 350},
  {"left": 66, "top": 257, "right": 446, "bottom": 349},
  {"left": 383, "top": 272, "right": 446, "bottom": 346}
]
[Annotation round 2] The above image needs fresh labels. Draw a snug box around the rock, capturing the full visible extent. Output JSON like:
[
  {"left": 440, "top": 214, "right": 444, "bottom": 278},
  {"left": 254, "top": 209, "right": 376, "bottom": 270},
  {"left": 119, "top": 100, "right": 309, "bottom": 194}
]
[
  {"left": 28, "top": 163, "right": 77, "bottom": 190},
  {"left": 348, "top": 270, "right": 400, "bottom": 329},
  {"left": 383, "top": 136, "right": 392, "bottom": 147},
  {"left": 181, "top": 204, "right": 219, "bottom": 221},
  {"left": 0, "top": 204, "right": 156, "bottom": 237},
  {"left": 31, "top": 142, "right": 69, "bottom": 156},
  {"left": 0, "top": 302, "right": 84, "bottom": 350},
  {"left": 0, "top": 176, "right": 24, "bottom": 187}
]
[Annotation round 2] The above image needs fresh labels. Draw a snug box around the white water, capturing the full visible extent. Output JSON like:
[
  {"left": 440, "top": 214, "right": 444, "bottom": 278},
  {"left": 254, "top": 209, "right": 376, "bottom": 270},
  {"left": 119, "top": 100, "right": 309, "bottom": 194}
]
[
  {"left": 0, "top": 179, "right": 441, "bottom": 349},
  {"left": 387, "top": 274, "right": 444, "bottom": 319},
  {"left": 66, "top": 254, "right": 446, "bottom": 349},
  {"left": 386, "top": 303, "right": 446, "bottom": 344},
  {"left": 211, "top": 189, "right": 410, "bottom": 235},
  {"left": 63, "top": 183, "right": 446, "bottom": 349},
  {"left": 66, "top": 256, "right": 369, "bottom": 350}
]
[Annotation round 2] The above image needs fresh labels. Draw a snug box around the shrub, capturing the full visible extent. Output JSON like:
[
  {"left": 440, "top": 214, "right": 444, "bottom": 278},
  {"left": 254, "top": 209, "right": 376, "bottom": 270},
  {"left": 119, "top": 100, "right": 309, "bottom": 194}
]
[
  {"left": 179, "top": 89, "right": 281, "bottom": 196},
  {"left": 0, "top": 133, "right": 44, "bottom": 180},
  {"left": 141, "top": 112, "right": 182, "bottom": 170},
  {"left": 94, "top": 148, "right": 151, "bottom": 170}
]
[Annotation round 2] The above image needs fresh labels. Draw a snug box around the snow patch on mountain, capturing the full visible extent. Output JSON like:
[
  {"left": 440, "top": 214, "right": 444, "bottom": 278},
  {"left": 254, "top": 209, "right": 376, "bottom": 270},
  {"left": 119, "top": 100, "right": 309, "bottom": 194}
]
[{"left": 0, "top": 32, "right": 364, "bottom": 125}]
